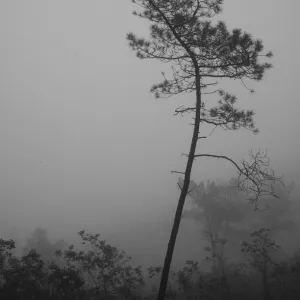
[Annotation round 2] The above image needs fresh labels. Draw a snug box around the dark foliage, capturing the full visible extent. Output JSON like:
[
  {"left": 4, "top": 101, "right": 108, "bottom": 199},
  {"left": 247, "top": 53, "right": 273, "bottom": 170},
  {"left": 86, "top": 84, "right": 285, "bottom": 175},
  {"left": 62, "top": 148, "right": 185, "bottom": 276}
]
[{"left": 2, "top": 216, "right": 300, "bottom": 299}]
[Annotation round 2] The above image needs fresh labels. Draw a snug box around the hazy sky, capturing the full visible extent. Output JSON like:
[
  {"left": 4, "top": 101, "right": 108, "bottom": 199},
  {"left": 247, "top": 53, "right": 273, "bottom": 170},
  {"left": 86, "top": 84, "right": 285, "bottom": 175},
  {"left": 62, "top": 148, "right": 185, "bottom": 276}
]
[{"left": 0, "top": 0, "right": 299, "bottom": 256}]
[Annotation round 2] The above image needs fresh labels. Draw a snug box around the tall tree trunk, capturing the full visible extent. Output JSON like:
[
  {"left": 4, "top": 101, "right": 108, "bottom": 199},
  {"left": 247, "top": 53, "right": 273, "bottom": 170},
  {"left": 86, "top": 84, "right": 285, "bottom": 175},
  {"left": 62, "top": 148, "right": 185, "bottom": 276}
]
[{"left": 157, "top": 70, "right": 202, "bottom": 300}]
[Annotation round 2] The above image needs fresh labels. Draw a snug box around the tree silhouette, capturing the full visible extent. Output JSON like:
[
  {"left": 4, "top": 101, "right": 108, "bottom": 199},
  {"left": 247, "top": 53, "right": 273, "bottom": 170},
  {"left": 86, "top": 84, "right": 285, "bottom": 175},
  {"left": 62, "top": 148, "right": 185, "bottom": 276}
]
[
  {"left": 181, "top": 179, "right": 297, "bottom": 267},
  {"left": 23, "top": 227, "right": 68, "bottom": 266},
  {"left": 55, "top": 230, "right": 144, "bottom": 299},
  {"left": 241, "top": 228, "right": 280, "bottom": 300},
  {"left": 127, "top": 1, "right": 282, "bottom": 299},
  {"left": 3, "top": 250, "right": 47, "bottom": 299}
]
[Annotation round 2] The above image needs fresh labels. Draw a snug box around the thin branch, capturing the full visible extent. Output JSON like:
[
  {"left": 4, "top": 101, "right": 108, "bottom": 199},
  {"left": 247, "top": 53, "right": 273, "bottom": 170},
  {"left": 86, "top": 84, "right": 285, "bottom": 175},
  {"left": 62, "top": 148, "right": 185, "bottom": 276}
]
[
  {"left": 208, "top": 125, "right": 218, "bottom": 137},
  {"left": 171, "top": 171, "right": 185, "bottom": 175},
  {"left": 174, "top": 106, "right": 196, "bottom": 116},
  {"left": 202, "top": 90, "right": 219, "bottom": 95},
  {"left": 194, "top": 151, "right": 283, "bottom": 208},
  {"left": 194, "top": 154, "right": 242, "bottom": 173},
  {"left": 177, "top": 182, "right": 193, "bottom": 195},
  {"left": 240, "top": 78, "right": 254, "bottom": 93}
]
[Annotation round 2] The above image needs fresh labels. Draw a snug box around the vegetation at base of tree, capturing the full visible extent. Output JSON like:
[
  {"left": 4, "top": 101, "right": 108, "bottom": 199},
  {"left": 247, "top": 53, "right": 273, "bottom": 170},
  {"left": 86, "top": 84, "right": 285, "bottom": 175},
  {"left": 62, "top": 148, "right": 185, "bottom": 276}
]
[{"left": 1, "top": 179, "right": 300, "bottom": 300}]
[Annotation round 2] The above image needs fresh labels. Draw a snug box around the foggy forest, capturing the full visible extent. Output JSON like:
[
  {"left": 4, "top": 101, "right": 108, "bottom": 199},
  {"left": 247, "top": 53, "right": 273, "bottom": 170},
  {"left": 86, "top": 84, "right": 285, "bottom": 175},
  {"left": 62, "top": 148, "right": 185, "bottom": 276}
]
[{"left": 0, "top": 1, "right": 299, "bottom": 300}]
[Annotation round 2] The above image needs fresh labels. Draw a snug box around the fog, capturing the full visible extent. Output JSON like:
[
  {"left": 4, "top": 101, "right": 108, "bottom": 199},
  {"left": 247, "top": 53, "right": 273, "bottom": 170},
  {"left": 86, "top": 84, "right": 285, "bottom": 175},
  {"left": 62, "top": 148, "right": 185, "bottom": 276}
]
[{"left": 0, "top": 0, "right": 299, "bottom": 271}]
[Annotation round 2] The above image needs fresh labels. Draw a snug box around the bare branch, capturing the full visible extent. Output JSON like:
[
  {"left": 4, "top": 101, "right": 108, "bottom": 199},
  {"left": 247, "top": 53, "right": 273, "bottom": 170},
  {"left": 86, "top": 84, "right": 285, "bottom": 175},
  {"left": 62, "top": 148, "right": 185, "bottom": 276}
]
[
  {"left": 202, "top": 90, "right": 219, "bottom": 95},
  {"left": 194, "top": 150, "right": 283, "bottom": 209},
  {"left": 171, "top": 171, "right": 185, "bottom": 175},
  {"left": 177, "top": 182, "right": 193, "bottom": 195}
]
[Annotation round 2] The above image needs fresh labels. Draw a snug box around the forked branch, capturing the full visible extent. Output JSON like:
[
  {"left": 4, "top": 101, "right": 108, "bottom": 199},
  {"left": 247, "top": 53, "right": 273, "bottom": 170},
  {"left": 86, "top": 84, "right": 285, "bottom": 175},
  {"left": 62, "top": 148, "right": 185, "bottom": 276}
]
[{"left": 194, "top": 150, "right": 283, "bottom": 210}]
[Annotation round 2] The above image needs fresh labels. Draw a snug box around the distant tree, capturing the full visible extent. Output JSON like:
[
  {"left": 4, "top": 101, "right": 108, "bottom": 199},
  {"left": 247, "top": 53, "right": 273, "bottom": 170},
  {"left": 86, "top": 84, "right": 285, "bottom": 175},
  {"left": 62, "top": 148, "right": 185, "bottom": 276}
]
[
  {"left": 0, "top": 238, "right": 15, "bottom": 265},
  {"left": 127, "top": 1, "right": 281, "bottom": 299},
  {"left": 3, "top": 250, "right": 47, "bottom": 299},
  {"left": 23, "top": 227, "right": 68, "bottom": 266},
  {"left": 241, "top": 228, "right": 280, "bottom": 300},
  {"left": 47, "top": 262, "right": 85, "bottom": 298},
  {"left": 181, "top": 179, "right": 297, "bottom": 268},
  {"left": 148, "top": 265, "right": 178, "bottom": 300},
  {"left": 148, "top": 260, "right": 200, "bottom": 299},
  {"left": 55, "top": 230, "right": 144, "bottom": 299},
  {"left": 0, "top": 238, "right": 15, "bottom": 289}
]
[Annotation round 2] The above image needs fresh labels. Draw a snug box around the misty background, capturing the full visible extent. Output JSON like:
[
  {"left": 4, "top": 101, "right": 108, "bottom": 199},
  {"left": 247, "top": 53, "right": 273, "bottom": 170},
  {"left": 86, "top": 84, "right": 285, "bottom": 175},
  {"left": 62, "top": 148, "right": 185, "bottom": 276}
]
[{"left": 0, "top": 0, "right": 299, "bottom": 270}]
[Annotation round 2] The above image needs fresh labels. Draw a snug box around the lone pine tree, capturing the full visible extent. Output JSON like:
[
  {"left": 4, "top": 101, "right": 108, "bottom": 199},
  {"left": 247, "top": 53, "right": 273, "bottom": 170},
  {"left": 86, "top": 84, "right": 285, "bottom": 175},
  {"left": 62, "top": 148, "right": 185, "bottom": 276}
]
[{"left": 127, "top": 1, "right": 282, "bottom": 299}]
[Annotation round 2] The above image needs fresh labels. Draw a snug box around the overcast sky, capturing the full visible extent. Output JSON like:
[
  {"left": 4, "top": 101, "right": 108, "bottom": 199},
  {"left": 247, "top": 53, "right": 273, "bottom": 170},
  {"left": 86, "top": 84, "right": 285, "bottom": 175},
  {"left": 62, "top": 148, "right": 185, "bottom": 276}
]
[{"left": 0, "top": 0, "right": 299, "bottom": 255}]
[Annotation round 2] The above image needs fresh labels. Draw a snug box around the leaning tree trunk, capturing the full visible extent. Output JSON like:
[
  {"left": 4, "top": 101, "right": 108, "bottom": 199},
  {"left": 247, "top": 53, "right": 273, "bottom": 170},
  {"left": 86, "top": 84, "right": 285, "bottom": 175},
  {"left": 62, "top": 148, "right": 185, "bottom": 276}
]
[{"left": 157, "top": 70, "right": 202, "bottom": 300}]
